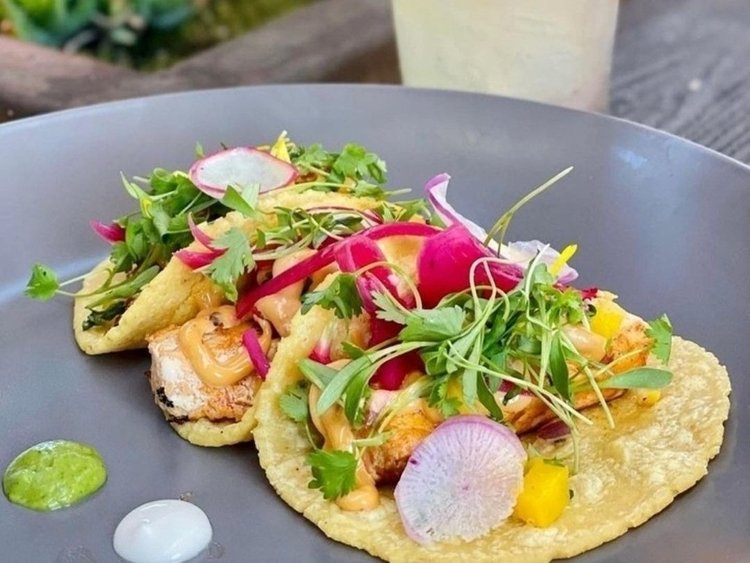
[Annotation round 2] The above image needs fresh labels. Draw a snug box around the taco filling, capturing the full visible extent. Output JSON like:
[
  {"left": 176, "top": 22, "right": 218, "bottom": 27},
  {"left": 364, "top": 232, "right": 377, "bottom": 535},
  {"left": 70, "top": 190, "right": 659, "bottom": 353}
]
[
  {"left": 253, "top": 171, "right": 730, "bottom": 561},
  {"left": 25, "top": 133, "right": 406, "bottom": 355},
  {"left": 129, "top": 141, "right": 434, "bottom": 445}
]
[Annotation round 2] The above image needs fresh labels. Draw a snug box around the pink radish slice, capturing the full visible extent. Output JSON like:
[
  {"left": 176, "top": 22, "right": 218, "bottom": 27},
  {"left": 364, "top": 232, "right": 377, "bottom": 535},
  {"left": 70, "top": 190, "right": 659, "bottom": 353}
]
[
  {"left": 395, "top": 415, "right": 526, "bottom": 545},
  {"left": 335, "top": 237, "right": 408, "bottom": 312},
  {"left": 90, "top": 220, "right": 125, "bottom": 243},
  {"left": 189, "top": 147, "right": 298, "bottom": 197},
  {"left": 417, "top": 224, "right": 523, "bottom": 308},
  {"left": 425, "top": 173, "right": 492, "bottom": 244},
  {"left": 242, "top": 328, "right": 270, "bottom": 379}
]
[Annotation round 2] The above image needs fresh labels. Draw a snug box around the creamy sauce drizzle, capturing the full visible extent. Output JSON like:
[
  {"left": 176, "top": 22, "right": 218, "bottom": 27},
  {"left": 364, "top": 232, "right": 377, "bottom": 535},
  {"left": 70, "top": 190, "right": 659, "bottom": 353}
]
[
  {"left": 309, "top": 386, "right": 379, "bottom": 511},
  {"left": 113, "top": 499, "right": 212, "bottom": 563},
  {"left": 178, "top": 306, "right": 271, "bottom": 387},
  {"left": 256, "top": 250, "right": 315, "bottom": 337}
]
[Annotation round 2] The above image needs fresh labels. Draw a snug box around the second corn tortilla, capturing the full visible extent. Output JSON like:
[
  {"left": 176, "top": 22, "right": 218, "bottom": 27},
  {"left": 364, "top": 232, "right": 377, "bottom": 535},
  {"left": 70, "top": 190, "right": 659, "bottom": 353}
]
[
  {"left": 254, "top": 300, "right": 731, "bottom": 562},
  {"left": 73, "top": 190, "right": 383, "bottom": 355}
]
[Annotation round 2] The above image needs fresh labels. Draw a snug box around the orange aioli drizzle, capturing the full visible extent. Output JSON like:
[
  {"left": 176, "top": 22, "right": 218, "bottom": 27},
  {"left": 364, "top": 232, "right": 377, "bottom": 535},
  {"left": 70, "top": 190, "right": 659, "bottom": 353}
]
[
  {"left": 178, "top": 306, "right": 271, "bottom": 387},
  {"left": 309, "top": 385, "right": 379, "bottom": 511},
  {"left": 256, "top": 249, "right": 316, "bottom": 337}
]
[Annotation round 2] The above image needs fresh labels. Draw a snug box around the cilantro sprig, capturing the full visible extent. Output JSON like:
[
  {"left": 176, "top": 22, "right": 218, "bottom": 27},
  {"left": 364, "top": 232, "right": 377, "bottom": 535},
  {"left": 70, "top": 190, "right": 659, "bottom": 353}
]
[
  {"left": 290, "top": 253, "right": 676, "bottom": 494},
  {"left": 307, "top": 450, "right": 358, "bottom": 500},
  {"left": 301, "top": 274, "right": 363, "bottom": 319},
  {"left": 25, "top": 137, "right": 396, "bottom": 330}
]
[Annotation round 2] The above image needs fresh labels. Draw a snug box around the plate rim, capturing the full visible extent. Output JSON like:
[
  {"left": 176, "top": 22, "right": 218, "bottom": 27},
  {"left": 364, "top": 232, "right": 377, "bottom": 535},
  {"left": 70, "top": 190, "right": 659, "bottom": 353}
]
[{"left": 3, "top": 83, "right": 749, "bottom": 176}]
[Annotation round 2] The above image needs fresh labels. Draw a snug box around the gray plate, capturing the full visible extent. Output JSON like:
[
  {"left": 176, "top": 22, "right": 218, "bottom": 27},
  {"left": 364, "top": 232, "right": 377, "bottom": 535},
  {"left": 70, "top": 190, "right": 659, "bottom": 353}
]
[{"left": 0, "top": 85, "right": 747, "bottom": 563}]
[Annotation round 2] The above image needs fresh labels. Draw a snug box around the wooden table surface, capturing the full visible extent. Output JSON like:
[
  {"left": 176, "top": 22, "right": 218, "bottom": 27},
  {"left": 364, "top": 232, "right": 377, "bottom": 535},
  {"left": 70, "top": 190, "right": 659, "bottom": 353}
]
[
  {"left": 612, "top": 0, "right": 750, "bottom": 163},
  {"left": 2, "top": 0, "right": 749, "bottom": 165}
]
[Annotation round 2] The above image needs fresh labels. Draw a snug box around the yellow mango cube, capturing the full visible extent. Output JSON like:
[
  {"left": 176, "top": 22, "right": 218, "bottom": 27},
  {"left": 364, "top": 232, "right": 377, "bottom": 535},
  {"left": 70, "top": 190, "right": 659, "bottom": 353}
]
[
  {"left": 590, "top": 299, "right": 626, "bottom": 339},
  {"left": 513, "top": 457, "right": 570, "bottom": 527},
  {"left": 635, "top": 389, "right": 661, "bottom": 406}
]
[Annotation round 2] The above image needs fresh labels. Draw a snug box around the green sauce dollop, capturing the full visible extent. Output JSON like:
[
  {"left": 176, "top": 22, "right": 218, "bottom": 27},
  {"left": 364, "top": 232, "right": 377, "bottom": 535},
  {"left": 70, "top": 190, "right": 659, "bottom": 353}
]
[{"left": 2, "top": 440, "right": 107, "bottom": 511}]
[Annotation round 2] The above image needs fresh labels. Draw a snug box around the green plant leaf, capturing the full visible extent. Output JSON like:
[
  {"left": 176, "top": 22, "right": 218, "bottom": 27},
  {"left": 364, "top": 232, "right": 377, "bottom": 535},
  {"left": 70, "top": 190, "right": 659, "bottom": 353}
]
[{"left": 599, "top": 367, "right": 673, "bottom": 390}]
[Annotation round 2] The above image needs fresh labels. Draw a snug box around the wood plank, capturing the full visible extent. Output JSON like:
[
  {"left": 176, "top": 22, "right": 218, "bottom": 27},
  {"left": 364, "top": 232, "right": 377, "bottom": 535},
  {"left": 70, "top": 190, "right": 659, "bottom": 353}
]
[{"left": 611, "top": 0, "right": 750, "bottom": 163}]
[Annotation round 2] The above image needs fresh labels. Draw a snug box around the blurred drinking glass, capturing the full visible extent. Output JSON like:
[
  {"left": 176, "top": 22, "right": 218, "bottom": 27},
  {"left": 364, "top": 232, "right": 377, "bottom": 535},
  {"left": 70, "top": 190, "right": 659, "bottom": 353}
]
[{"left": 392, "top": 0, "right": 619, "bottom": 112}]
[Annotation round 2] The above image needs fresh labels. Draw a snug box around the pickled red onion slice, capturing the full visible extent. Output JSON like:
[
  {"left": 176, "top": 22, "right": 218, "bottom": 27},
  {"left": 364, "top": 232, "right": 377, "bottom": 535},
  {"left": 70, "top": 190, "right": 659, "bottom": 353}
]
[
  {"left": 90, "top": 220, "right": 125, "bottom": 243},
  {"left": 424, "top": 173, "right": 491, "bottom": 244},
  {"left": 236, "top": 222, "right": 438, "bottom": 318},
  {"left": 416, "top": 224, "right": 523, "bottom": 308},
  {"left": 242, "top": 328, "right": 270, "bottom": 380}
]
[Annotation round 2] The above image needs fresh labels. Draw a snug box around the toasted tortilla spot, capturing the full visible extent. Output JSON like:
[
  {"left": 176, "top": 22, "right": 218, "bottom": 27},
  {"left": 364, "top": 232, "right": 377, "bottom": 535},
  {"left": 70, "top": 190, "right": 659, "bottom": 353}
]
[
  {"left": 73, "top": 191, "right": 382, "bottom": 355},
  {"left": 255, "top": 319, "right": 731, "bottom": 562}
]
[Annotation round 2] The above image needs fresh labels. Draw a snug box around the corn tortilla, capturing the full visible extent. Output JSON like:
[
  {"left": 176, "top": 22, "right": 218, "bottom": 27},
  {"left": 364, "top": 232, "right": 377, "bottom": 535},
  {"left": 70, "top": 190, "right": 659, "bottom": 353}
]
[
  {"left": 170, "top": 407, "right": 258, "bottom": 447},
  {"left": 73, "top": 191, "right": 382, "bottom": 355},
  {"left": 254, "top": 302, "right": 731, "bottom": 562}
]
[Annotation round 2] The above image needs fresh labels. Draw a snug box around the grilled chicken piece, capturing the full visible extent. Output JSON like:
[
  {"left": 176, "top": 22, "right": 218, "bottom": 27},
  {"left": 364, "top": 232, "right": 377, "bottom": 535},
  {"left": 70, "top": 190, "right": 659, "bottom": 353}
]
[
  {"left": 146, "top": 308, "right": 271, "bottom": 423},
  {"left": 364, "top": 403, "right": 438, "bottom": 484},
  {"left": 504, "top": 312, "right": 652, "bottom": 434},
  {"left": 502, "top": 388, "right": 625, "bottom": 435},
  {"left": 364, "top": 304, "right": 654, "bottom": 483}
]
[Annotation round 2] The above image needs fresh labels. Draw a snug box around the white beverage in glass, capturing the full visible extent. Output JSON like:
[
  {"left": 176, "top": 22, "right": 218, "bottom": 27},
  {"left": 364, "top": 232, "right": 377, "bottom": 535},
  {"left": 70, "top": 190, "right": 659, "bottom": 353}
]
[{"left": 392, "top": 0, "right": 619, "bottom": 112}]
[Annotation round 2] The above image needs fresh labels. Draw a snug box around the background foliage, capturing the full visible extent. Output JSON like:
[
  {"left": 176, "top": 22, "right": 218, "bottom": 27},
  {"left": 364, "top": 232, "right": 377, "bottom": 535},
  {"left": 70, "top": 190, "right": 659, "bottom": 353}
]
[{"left": 0, "top": 0, "right": 310, "bottom": 69}]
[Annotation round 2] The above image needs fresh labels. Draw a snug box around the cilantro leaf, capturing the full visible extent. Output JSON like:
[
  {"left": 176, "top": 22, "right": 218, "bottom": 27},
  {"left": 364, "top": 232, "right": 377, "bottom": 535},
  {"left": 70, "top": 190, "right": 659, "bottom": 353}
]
[
  {"left": 646, "top": 314, "right": 673, "bottom": 364},
  {"left": 25, "top": 264, "right": 60, "bottom": 301},
  {"left": 292, "top": 143, "right": 334, "bottom": 171},
  {"left": 301, "top": 274, "right": 363, "bottom": 319},
  {"left": 331, "top": 144, "right": 387, "bottom": 185},
  {"left": 400, "top": 306, "right": 465, "bottom": 342},
  {"left": 427, "top": 378, "right": 461, "bottom": 418},
  {"left": 280, "top": 382, "right": 309, "bottom": 423},
  {"left": 372, "top": 291, "right": 408, "bottom": 324},
  {"left": 206, "top": 228, "right": 255, "bottom": 302},
  {"left": 376, "top": 199, "right": 430, "bottom": 222},
  {"left": 350, "top": 181, "right": 388, "bottom": 200},
  {"left": 307, "top": 449, "right": 357, "bottom": 500}
]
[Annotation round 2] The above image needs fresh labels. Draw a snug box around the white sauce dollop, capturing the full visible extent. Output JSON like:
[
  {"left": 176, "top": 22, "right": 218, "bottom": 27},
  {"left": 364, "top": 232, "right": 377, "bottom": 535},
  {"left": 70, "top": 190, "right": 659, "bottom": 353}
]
[{"left": 113, "top": 499, "right": 212, "bottom": 563}]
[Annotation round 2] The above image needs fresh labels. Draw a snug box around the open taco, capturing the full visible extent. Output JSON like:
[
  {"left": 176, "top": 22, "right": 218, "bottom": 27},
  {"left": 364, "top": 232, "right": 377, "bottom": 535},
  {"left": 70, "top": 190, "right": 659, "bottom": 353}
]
[
  {"left": 144, "top": 192, "right": 424, "bottom": 447},
  {"left": 26, "top": 133, "right": 402, "bottom": 356},
  {"left": 26, "top": 133, "right": 428, "bottom": 447},
  {"left": 253, "top": 173, "right": 731, "bottom": 560}
]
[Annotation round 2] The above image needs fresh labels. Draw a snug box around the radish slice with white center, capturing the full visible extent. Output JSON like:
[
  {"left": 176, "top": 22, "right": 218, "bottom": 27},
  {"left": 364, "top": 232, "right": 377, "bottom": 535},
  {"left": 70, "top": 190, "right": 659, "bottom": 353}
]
[
  {"left": 394, "top": 415, "right": 526, "bottom": 545},
  {"left": 189, "top": 147, "right": 298, "bottom": 197}
]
